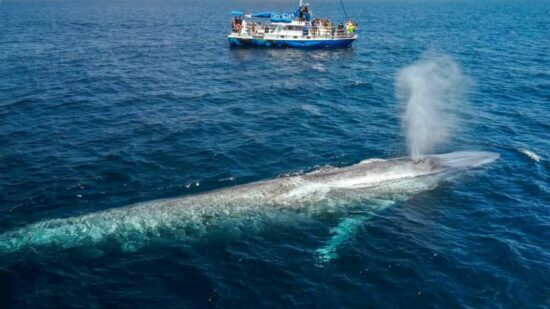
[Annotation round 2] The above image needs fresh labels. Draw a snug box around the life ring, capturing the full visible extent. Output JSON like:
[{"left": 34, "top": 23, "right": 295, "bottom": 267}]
[{"left": 235, "top": 24, "right": 242, "bottom": 32}]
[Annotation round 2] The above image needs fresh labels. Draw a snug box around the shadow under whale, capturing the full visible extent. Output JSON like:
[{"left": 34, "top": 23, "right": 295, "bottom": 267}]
[{"left": 0, "top": 151, "right": 499, "bottom": 259}]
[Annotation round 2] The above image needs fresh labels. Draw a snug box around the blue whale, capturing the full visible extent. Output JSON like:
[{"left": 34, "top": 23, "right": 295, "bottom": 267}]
[{"left": 0, "top": 151, "right": 498, "bottom": 263}]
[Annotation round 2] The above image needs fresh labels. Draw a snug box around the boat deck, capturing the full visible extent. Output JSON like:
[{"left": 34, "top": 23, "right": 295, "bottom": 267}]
[{"left": 228, "top": 25, "right": 357, "bottom": 48}]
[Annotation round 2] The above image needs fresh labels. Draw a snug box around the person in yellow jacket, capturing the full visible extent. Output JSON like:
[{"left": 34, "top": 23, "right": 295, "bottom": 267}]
[{"left": 346, "top": 19, "right": 356, "bottom": 34}]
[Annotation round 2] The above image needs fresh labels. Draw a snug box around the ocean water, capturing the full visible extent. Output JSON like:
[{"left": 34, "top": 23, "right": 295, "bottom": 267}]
[{"left": 1, "top": 0, "right": 549, "bottom": 307}]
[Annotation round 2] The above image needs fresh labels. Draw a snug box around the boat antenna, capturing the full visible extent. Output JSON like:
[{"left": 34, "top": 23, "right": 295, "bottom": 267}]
[
  {"left": 339, "top": 0, "right": 349, "bottom": 20},
  {"left": 299, "top": 0, "right": 303, "bottom": 6}
]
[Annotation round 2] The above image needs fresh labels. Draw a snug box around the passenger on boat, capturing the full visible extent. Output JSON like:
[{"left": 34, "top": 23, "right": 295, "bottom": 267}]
[
  {"left": 232, "top": 17, "right": 242, "bottom": 32},
  {"left": 311, "top": 18, "right": 319, "bottom": 36},
  {"left": 337, "top": 23, "right": 345, "bottom": 37},
  {"left": 312, "top": 18, "right": 329, "bottom": 36},
  {"left": 298, "top": 5, "right": 310, "bottom": 21},
  {"left": 346, "top": 19, "right": 357, "bottom": 34}
]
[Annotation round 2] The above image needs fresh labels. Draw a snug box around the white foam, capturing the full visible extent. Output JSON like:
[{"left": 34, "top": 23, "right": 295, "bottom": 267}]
[
  {"left": 519, "top": 148, "right": 541, "bottom": 162},
  {"left": 308, "top": 165, "right": 336, "bottom": 175},
  {"left": 301, "top": 104, "right": 322, "bottom": 116},
  {"left": 312, "top": 63, "right": 326, "bottom": 72},
  {"left": 358, "top": 158, "right": 386, "bottom": 164}
]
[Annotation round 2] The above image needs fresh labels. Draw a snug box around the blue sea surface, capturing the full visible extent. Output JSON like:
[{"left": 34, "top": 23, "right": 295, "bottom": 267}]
[{"left": 1, "top": 0, "right": 549, "bottom": 307}]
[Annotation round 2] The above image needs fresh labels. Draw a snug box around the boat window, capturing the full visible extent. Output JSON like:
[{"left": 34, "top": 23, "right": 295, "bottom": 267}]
[{"left": 283, "top": 26, "right": 303, "bottom": 31}]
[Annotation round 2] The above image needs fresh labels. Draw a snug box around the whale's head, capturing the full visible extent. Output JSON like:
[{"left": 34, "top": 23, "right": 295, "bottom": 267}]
[
  {"left": 302, "top": 151, "right": 499, "bottom": 191},
  {"left": 422, "top": 151, "right": 500, "bottom": 171}
]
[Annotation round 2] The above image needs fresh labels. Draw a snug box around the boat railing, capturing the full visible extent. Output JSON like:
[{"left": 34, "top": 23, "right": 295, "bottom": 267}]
[{"left": 231, "top": 25, "right": 356, "bottom": 39}]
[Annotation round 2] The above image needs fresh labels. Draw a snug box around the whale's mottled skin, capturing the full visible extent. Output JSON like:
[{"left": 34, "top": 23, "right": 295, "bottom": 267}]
[{"left": 0, "top": 151, "right": 498, "bottom": 257}]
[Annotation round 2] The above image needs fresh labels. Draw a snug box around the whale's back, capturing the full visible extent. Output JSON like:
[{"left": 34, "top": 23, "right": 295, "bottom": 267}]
[{"left": 0, "top": 151, "right": 498, "bottom": 254}]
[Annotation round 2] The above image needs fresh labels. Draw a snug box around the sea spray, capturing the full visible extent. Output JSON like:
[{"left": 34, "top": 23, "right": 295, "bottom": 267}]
[{"left": 397, "top": 54, "right": 469, "bottom": 160}]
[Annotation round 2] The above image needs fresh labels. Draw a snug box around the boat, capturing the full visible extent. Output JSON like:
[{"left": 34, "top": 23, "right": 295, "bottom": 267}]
[{"left": 228, "top": 0, "right": 357, "bottom": 49}]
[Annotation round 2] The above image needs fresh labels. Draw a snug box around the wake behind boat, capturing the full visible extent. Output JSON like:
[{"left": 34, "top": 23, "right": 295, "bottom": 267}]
[{"left": 228, "top": 0, "right": 358, "bottom": 48}]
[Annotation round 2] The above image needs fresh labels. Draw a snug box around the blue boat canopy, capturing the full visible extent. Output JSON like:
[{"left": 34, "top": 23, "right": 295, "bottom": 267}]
[
  {"left": 250, "top": 12, "right": 272, "bottom": 18},
  {"left": 270, "top": 13, "right": 293, "bottom": 23},
  {"left": 231, "top": 11, "right": 244, "bottom": 17},
  {"left": 242, "top": 11, "right": 294, "bottom": 23}
]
